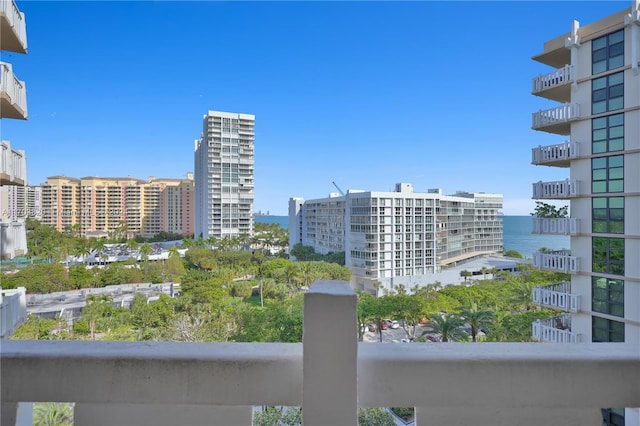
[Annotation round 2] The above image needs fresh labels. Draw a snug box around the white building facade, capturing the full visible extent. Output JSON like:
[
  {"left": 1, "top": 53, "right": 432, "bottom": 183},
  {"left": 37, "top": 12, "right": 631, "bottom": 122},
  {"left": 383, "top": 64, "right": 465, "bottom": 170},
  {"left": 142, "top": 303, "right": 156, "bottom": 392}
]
[
  {"left": 531, "top": 2, "right": 640, "bottom": 425},
  {"left": 194, "top": 111, "right": 255, "bottom": 240},
  {"left": 289, "top": 183, "right": 503, "bottom": 294},
  {"left": 0, "top": 0, "right": 28, "bottom": 260}
]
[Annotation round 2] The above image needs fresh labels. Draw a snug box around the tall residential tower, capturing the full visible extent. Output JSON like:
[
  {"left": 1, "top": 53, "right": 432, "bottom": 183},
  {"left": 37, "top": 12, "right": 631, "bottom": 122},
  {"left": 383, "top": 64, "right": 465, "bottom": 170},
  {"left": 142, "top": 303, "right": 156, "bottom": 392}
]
[
  {"left": 530, "top": 2, "right": 639, "bottom": 425},
  {"left": 194, "top": 110, "right": 255, "bottom": 241}
]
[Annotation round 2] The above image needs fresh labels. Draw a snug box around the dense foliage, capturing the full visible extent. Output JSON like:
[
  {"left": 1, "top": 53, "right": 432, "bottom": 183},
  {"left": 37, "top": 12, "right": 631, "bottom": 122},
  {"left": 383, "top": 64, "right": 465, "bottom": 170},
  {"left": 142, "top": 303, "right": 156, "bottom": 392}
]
[
  {"left": 290, "top": 243, "right": 345, "bottom": 265},
  {"left": 531, "top": 201, "right": 568, "bottom": 218},
  {"left": 11, "top": 218, "right": 566, "bottom": 346}
]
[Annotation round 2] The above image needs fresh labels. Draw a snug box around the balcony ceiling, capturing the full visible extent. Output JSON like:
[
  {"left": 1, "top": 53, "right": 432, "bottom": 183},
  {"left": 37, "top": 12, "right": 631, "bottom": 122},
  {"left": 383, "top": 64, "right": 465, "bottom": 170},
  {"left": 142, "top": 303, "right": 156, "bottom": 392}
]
[
  {"left": 532, "top": 32, "right": 570, "bottom": 69},
  {"left": 532, "top": 49, "right": 570, "bottom": 69},
  {"left": 532, "top": 84, "right": 571, "bottom": 104},
  {"left": 0, "top": 96, "right": 27, "bottom": 120},
  {"left": 532, "top": 121, "right": 572, "bottom": 136},
  {"left": 0, "top": 16, "right": 27, "bottom": 54},
  {"left": 532, "top": 157, "right": 570, "bottom": 168}
]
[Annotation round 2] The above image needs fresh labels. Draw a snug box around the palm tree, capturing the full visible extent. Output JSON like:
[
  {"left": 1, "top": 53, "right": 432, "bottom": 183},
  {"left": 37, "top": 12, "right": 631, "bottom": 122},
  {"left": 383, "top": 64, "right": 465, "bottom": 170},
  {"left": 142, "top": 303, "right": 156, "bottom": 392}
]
[
  {"left": 168, "top": 245, "right": 180, "bottom": 258},
  {"left": 33, "top": 402, "right": 73, "bottom": 426},
  {"left": 510, "top": 280, "right": 536, "bottom": 311},
  {"left": 459, "top": 301, "right": 494, "bottom": 342},
  {"left": 182, "top": 236, "right": 194, "bottom": 249},
  {"left": 285, "top": 264, "right": 300, "bottom": 291},
  {"left": 300, "top": 262, "right": 315, "bottom": 288},
  {"left": 125, "top": 238, "right": 139, "bottom": 253},
  {"left": 206, "top": 235, "right": 218, "bottom": 249},
  {"left": 73, "top": 240, "right": 91, "bottom": 263},
  {"left": 89, "top": 237, "right": 106, "bottom": 254},
  {"left": 256, "top": 263, "right": 268, "bottom": 308},
  {"left": 238, "top": 232, "right": 251, "bottom": 251},
  {"left": 422, "top": 313, "right": 467, "bottom": 342},
  {"left": 459, "top": 270, "right": 472, "bottom": 282},
  {"left": 480, "top": 266, "right": 489, "bottom": 280},
  {"left": 489, "top": 267, "right": 499, "bottom": 279},
  {"left": 139, "top": 243, "right": 153, "bottom": 263}
]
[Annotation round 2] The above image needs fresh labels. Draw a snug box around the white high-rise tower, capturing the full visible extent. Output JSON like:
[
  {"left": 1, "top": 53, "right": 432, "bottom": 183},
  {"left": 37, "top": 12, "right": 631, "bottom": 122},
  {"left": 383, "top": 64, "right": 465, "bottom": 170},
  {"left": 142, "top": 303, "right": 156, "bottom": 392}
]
[{"left": 194, "top": 110, "right": 255, "bottom": 241}]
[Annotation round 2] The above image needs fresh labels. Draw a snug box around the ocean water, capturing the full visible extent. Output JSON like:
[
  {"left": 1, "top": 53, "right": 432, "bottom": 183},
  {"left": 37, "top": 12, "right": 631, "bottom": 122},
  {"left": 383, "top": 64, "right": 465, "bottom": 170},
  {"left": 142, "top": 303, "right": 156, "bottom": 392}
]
[{"left": 255, "top": 215, "right": 570, "bottom": 259}]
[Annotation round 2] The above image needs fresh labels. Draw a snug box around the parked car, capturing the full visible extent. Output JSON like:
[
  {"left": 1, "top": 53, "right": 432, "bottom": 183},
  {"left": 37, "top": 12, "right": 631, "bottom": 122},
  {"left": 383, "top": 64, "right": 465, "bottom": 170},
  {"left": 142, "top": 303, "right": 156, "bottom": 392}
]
[
  {"left": 368, "top": 324, "right": 377, "bottom": 332},
  {"left": 383, "top": 319, "right": 400, "bottom": 329}
]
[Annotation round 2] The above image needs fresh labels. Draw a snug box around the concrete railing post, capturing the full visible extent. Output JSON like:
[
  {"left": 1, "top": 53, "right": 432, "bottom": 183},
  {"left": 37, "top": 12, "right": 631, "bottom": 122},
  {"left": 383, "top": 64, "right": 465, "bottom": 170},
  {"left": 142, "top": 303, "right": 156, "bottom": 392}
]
[
  {"left": 303, "top": 280, "right": 357, "bottom": 425},
  {"left": 17, "top": 287, "right": 26, "bottom": 324}
]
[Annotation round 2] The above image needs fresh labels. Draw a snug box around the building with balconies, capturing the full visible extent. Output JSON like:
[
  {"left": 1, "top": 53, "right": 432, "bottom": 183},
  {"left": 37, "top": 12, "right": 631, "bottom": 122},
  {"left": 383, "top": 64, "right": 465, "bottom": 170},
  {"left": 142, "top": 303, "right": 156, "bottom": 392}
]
[
  {"left": 0, "top": 0, "right": 27, "bottom": 121},
  {"left": 0, "top": 0, "right": 28, "bottom": 260},
  {"left": 531, "top": 2, "right": 640, "bottom": 424},
  {"left": 289, "top": 183, "right": 503, "bottom": 294},
  {"left": 39, "top": 174, "right": 194, "bottom": 238},
  {"left": 194, "top": 110, "right": 255, "bottom": 240}
]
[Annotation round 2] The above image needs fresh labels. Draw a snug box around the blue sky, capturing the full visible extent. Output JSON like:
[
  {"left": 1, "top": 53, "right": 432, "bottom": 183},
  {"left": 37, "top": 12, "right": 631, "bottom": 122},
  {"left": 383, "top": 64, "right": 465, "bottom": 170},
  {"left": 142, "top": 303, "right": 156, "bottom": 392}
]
[{"left": 1, "top": 1, "right": 630, "bottom": 215}]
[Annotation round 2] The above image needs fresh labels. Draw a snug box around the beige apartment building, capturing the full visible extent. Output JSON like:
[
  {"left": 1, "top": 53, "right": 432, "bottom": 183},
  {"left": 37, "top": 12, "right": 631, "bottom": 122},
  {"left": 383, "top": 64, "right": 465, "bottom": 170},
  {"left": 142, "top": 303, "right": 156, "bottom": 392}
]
[{"left": 40, "top": 174, "right": 194, "bottom": 238}]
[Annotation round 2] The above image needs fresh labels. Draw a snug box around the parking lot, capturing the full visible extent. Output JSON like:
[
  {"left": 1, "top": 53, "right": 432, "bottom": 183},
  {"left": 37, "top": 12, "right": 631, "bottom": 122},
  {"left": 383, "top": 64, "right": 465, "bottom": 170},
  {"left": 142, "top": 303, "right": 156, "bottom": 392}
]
[{"left": 362, "top": 326, "right": 413, "bottom": 343}]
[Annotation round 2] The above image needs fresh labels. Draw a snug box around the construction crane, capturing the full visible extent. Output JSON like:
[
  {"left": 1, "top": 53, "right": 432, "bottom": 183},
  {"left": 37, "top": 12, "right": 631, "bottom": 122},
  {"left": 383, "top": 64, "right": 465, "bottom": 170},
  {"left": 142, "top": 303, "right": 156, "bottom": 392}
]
[{"left": 332, "top": 181, "right": 345, "bottom": 196}]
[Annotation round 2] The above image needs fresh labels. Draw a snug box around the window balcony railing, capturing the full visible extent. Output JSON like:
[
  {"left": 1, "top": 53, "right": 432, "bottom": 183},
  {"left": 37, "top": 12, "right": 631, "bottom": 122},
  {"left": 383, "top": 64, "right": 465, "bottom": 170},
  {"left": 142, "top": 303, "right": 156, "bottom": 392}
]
[
  {"left": 532, "top": 217, "right": 580, "bottom": 235},
  {"left": 2, "top": 281, "right": 640, "bottom": 426},
  {"left": 531, "top": 65, "right": 574, "bottom": 101},
  {"left": 532, "top": 313, "right": 581, "bottom": 343},
  {"left": 0, "top": 0, "right": 28, "bottom": 54},
  {"left": 532, "top": 281, "right": 580, "bottom": 312},
  {"left": 531, "top": 103, "right": 579, "bottom": 135},
  {"left": 0, "top": 62, "right": 27, "bottom": 120},
  {"left": 0, "top": 141, "right": 27, "bottom": 186},
  {"left": 532, "top": 250, "right": 579, "bottom": 273},
  {"left": 532, "top": 179, "right": 579, "bottom": 199},
  {"left": 531, "top": 141, "right": 579, "bottom": 167}
]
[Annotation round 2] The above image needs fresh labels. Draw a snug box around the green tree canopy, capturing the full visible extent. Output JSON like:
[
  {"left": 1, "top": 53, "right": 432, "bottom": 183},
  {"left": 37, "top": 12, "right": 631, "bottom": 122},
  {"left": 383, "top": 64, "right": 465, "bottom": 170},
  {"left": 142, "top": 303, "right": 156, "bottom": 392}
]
[{"left": 531, "top": 201, "right": 568, "bottom": 218}]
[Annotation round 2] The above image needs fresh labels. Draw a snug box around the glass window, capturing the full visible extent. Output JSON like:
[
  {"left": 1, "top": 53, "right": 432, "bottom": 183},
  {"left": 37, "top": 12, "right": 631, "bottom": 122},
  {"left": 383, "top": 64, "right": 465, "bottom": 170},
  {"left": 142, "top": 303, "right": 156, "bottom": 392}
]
[
  {"left": 592, "top": 72, "right": 624, "bottom": 114},
  {"left": 592, "top": 30, "right": 624, "bottom": 74},
  {"left": 593, "top": 237, "right": 625, "bottom": 275},
  {"left": 592, "top": 197, "right": 624, "bottom": 233},
  {"left": 601, "top": 408, "right": 625, "bottom": 426},
  {"left": 592, "top": 113, "right": 624, "bottom": 154},
  {"left": 592, "top": 155, "right": 624, "bottom": 193},
  {"left": 592, "top": 277, "right": 624, "bottom": 317},
  {"left": 592, "top": 317, "right": 624, "bottom": 342}
]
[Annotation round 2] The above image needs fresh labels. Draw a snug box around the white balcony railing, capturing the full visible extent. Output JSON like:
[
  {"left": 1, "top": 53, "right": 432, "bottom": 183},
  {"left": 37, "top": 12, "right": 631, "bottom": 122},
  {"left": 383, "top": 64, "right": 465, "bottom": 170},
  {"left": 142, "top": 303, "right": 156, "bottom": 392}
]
[
  {"left": 532, "top": 179, "right": 579, "bottom": 199},
  {"left": 2, "top": 281, "right": 640, "bottom": 426},
  {"left": 0, "top": 0, "right": 28, "bottom": 53},
  {"left": 0, "top": 62, "right": 27, "bottom": 119},
  {"left": 532, "top": 281, "right": 580, "bottom": 312},
  {"left": 531, "top": 141, "right": 579, "bottom": 166},
  {"left": 532, "top": 217, "right": 580, "bottom": 235},
  {"left": 532, "top": 103, "right": 579, "bottom": 131},
  {"left": 532, "top": 250, "right": 579, "bottom": 273},
  {"left": 0, "top": 287, "right": 27, "bottom": 338},
  {"left": 532, "top": 64, "right": 574, "bottom": 94},
  {"left": 532, "top": 314, "right": 581, "bottom": 343},
  {"left": 0, "top": 140, "right": 27, "bottom": 185}
]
